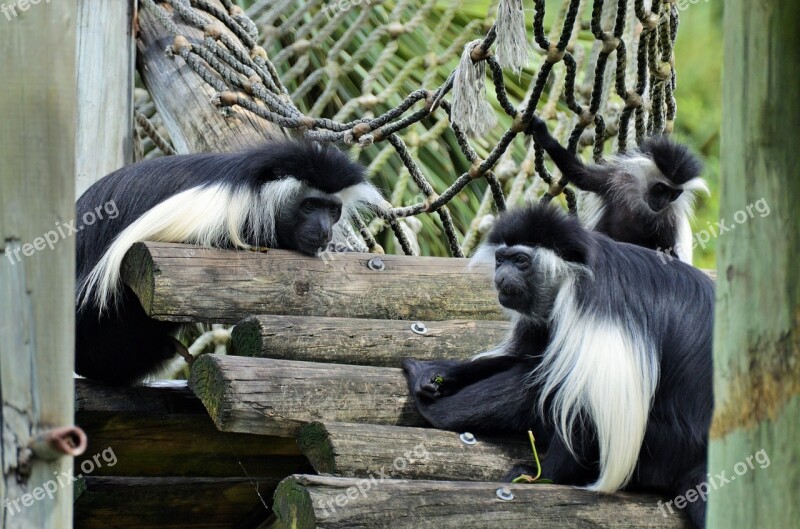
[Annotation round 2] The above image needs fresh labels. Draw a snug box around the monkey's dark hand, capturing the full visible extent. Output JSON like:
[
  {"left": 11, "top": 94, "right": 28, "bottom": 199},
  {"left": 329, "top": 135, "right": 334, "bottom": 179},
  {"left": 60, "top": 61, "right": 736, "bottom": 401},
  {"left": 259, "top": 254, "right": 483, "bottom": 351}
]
[
  {"left": 526, "top": 115, "right": 549, "bottom": 139},
  {"left": 402, "top": 359, "right": 461, "bottom": 402}
]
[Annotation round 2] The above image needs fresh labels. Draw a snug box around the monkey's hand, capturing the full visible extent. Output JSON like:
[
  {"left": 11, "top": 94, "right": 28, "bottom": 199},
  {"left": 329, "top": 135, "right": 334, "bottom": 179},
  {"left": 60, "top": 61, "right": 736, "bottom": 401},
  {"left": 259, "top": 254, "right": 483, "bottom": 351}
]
[
  {"left": 402, "top": 359, "right": 461, "bottom": 401},
  {"left": 526, "top": 115, "right": 549, "bottom": 139}
]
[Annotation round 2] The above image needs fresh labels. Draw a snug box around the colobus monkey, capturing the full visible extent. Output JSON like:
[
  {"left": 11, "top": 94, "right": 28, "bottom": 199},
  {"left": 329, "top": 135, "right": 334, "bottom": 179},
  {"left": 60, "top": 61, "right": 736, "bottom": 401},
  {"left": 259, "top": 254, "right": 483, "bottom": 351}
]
[
  {"left": 76, "top": 141, "right": 386, "bottom": 385},
  {"left": 405, "top": 205, "right": 714, "bottom": 528},
  {"left": 527, "top": 116, "right": 707, "bottom": 263}
]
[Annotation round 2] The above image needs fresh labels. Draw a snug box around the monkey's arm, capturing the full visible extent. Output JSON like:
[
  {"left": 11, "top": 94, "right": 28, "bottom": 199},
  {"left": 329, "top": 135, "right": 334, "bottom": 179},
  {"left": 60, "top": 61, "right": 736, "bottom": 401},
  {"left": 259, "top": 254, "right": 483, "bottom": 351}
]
[
  {"left": 402, "top": 357, "right": 546, "bottom": 435},
  {"left": 403, "top": 355, "right": 519, "bottom": 399},
  {"left": 527, "top": 116, "right": 608, "bottom": 194}
]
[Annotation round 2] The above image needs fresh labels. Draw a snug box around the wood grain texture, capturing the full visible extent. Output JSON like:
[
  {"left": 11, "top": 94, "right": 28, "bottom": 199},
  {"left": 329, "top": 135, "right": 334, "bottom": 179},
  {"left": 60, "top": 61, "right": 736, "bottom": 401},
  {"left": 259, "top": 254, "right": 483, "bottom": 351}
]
[
  {"left": 0, "top": 2, "right": 78, "bottom": 527},
  {"left": 273, "top": 474, "right": 690, "bottom": 529},
  {"left": 122, "top": 242, "right": 504, "bottom": 323},
  {"left": 298, "top": 422, "right": 531, "bottom": 481},
  {"left": 708, "top": 0, "right": 800, "bottom": 526},
  {"left": 75, "top": 379, "right": 310, "bottom": 478},
  {"left": 188, "top": 355, "right": 426, "bottom": 437},
  {"left": 231, "top": 315, "right": 510, "bottom": 366},
  {"left": 76, "top": 0, "right": 137, "bottom": 198},
  {"left": 74, "top": 476, "right": 276, "bottom": 529},
  {"left": 137, "top": 0, "right": 286, "bottom": 154}
]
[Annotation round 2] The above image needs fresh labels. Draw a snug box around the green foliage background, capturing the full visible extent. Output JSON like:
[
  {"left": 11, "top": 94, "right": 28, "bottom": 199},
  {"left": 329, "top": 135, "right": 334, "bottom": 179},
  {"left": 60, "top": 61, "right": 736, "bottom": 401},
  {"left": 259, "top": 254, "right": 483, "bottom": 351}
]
[{"left": 236, "top": 0, "right": 723, "bottom": 267}]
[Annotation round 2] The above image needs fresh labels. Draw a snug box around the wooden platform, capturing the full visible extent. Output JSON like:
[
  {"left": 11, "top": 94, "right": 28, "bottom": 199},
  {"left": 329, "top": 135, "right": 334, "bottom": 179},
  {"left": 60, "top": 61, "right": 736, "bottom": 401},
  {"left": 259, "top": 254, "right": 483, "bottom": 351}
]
[{"left": 73, "top": 242, "right": 691, "bottom": 528}]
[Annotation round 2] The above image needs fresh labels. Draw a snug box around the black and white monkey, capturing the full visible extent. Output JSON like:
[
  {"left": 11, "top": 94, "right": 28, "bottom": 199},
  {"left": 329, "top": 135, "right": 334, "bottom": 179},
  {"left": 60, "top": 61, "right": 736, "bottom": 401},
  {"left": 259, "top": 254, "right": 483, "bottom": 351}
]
[
  {"left": 527, "top": 116, "right": 707, "bottom": 263},
  {"left": 404, "top": 205, "right": 714, "bottom": 528},
  {"left": 76, "top": 141, "right": 386, "bottom": 385}
]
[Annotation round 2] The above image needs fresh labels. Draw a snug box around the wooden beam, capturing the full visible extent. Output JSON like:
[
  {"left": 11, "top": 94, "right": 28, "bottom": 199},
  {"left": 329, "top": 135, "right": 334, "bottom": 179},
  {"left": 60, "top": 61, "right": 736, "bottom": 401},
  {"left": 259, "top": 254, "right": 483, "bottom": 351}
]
[
  {"left": 273, "top": 474, "right": 691, "bottom": 529},
  {"left": 231, "top": 315, "right": 510, "bottom": 366},
  {"left": 75, "top": 379, "right": 310, "bottom": 478},
  {"left": 122, "top": 242, "right": 504, "bottom": 323},
  {"left": 298, "top": 422, "right": 531, "bottom": 481},
  {"left": 76, "top": 0, "right": 137, "bottom": 198},
  {"left": 136, "top": 0, "right": 286, "bottom": 153},
  {"left": 188, "top": 355, "right": 426, "bottom": 436},
  {"left": 0, "top": 1, "right": 78, "bottom": 527},
  {"left": 74, "top": 476, "right": 276, "bottom": 528},
  {"left": 709, "top": 0, "right": 800, "bottom": 526}
]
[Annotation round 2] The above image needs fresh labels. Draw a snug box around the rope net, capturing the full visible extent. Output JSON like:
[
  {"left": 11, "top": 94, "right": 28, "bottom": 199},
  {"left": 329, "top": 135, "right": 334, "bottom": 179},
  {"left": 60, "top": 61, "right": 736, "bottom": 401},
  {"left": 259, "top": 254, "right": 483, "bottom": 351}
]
[{"left": 135, "top": 0, "right": 680, "bottom": 257}]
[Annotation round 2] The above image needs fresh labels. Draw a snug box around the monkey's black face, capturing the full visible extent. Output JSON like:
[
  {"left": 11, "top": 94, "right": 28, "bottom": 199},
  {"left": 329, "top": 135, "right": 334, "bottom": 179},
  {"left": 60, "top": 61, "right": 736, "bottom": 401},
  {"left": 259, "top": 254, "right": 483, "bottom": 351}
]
[
  {"left": 647, "top": 182, "right": 683, "bottom": 213},
  {"left": 494, "top": 246, "right": 535, "bottom": 314},
  {"left": 277, "top": 193, "right": 343, "bottom": 255}
]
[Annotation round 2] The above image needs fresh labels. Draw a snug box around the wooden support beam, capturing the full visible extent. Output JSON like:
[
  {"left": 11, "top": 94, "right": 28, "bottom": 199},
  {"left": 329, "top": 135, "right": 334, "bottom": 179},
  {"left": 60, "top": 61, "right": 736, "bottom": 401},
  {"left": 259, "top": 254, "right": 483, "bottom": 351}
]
[
  {"left": 76, "top": 0, "right": 137, "bottom": 197},
  {"left": 188, "top": 355, "right": 426, "bottom": 436},
  {"left": 0, "top": 1, "right": 78, "bottom": 527},
  {"left": 273, "top": 474, "right": 691, "bottom": 529},
  {"left": 74, "top": 476, "right": 276, "bottom": 528},
  {"left": 122, "top": 242, "right": 503, "bottom": 323},
  {"left": 75, "top": 379, "right": 310, "bottom": 478},
  {"left": 298, "top": 422, "right": 531, "bottom": 481},
  {"left": 231, "top": 315, "right": 510, "bottom": 366}
]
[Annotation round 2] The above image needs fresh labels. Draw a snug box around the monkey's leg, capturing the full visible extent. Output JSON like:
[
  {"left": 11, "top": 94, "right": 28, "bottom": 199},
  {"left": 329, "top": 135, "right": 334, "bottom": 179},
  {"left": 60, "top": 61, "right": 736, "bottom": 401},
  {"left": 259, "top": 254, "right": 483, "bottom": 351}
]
[
  {"left": 671, "top": 463, "right": 708, "bottom": 529},
  {"left": 505, "top": 432, "right": 597, "bottom": 486}
]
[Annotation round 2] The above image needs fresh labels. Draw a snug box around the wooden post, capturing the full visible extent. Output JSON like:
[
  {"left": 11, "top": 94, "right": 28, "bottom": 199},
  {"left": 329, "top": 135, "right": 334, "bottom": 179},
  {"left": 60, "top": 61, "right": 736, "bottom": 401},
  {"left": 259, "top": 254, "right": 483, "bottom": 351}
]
[
  {"left": 136, "top": 0, "right": 287, "bottom": 153},
  {"left": 0, "top": 1, "right": 79, "bottom": 527},
  {"left": 708, "top": 0, "right": 800, "bottom": 527},
  {"left": 75, "top": 0, "right": 138, "bottom": 198}
]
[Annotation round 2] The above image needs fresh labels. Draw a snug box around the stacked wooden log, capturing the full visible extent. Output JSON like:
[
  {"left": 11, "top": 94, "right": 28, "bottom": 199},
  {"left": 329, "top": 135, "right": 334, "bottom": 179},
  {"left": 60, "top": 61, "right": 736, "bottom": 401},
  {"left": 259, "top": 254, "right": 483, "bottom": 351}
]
[{"left": 74, "top": 242, "right": 690, "bottom": 528}]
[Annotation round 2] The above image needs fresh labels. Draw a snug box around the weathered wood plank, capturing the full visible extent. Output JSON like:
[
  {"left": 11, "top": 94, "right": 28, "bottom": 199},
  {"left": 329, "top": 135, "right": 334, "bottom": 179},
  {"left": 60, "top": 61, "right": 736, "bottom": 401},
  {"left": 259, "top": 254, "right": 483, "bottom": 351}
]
[
  {"left": 298, "top": 422, "right": 531, "bottom": 481},
  {"left": 188, "top": 355, "right": 426, "bottom": 437},
  {"left": 273, "top": 474, "right": 690, "bottom": 529},
  {"left": 75, "top": 379, "right": 310, "bottom": 478},
  {"left": 74, "top": 476, "right": 276, "bottom": 528},
  {"left": 122, "top": 242, "right": 504, "bottom": 323},
  {"left": 76, "top": 0, "right": 137, "bottom": 198},
  {"left": 231, "top": 315, "right": 510, "bottom": 366},
  {"left": 137, "top": 0, "right": 286, "bottom": 154},
  {"left": 0, "top": 2, "right": 78, "bottom": 527}
]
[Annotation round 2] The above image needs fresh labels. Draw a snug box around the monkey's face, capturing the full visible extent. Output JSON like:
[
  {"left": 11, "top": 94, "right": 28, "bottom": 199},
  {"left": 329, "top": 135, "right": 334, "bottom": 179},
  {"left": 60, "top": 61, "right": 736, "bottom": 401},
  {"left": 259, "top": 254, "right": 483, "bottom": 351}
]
[
  {"left": 277, "top": 193, "right": 343, "bottom": 256},
  {"left": 646, "top": 182, "right": 683, "bottom": 213},
  {"left": 493, "top": 245, "right": 567, "bottom": 320}
]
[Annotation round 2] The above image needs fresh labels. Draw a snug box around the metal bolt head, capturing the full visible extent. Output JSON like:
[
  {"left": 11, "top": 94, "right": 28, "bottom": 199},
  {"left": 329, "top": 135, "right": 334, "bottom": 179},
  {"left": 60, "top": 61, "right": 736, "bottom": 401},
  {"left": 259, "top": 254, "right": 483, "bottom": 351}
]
[
  {"left": 459, "top": 432, "right": 477, "bottom": 445},
  {"left": 367, "top": 257, "right": 385, "bottom": 271},
  {"left": 410, "top": 322, "right": 428, "bottom": 335},
  {"left": 496, "top": 487, "right": 514, "bottom": 501}
]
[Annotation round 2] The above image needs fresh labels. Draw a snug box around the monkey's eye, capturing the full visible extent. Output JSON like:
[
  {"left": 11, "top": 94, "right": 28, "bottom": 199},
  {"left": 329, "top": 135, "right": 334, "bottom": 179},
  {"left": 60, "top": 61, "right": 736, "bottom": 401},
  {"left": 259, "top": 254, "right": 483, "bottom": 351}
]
[
  {"left": 300, "top": 200, "right": 317, "bottom": 213},
  {"left": 513, "top": 255, "right": 531, "bottom": 268},
  {"left": 329, "top": 204, "right": 341, "bottom": 217},
  {"left": 651, "top": 183, "right": 670, "bottom": 196}
]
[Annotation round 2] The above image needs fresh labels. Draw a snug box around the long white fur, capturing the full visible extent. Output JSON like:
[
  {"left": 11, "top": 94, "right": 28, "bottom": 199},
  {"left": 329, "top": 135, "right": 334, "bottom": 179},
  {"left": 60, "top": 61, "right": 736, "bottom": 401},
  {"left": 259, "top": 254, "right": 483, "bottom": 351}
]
[
  {"left": 472, "top": 241, "right": 660, "bottom": 492},
  {"left": 531, "top": 249, "right": 659, "bottom": 493},
  {"left": 78, "top": 178, "right": 384, "bottom": 314}
]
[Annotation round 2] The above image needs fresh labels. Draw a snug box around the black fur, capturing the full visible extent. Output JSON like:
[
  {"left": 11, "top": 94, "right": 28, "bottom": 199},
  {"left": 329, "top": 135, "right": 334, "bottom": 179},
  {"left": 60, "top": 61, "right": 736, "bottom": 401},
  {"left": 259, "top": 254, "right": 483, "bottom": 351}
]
[
  {"left": 404, "top": 205, "right": 713, "bottom": 528},
  {"left": 76, "top": 141, "right": 372, "bottom": 385},
  {"left": 526, "top": 115, "right": 703, "bottom": 257},
  {"left": 487, "top": 205, "right": 595, "bottom": 264}
]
